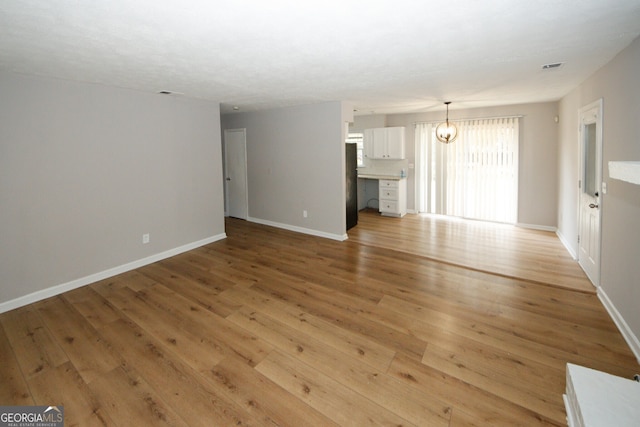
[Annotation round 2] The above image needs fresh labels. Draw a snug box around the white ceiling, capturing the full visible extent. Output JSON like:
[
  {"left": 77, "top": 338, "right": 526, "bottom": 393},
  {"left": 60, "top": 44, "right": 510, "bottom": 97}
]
[{"left": 2, "top": 1, "right": 640, "bottom": 115}]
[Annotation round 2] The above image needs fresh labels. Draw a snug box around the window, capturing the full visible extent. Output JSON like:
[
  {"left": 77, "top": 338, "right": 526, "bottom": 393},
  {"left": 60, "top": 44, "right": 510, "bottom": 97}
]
[
  {"left": 346, "top": 132, "right": 365, "bottom": 167},
  {"left": 415, "top": 118, "right": 519, "bottom": 223}
]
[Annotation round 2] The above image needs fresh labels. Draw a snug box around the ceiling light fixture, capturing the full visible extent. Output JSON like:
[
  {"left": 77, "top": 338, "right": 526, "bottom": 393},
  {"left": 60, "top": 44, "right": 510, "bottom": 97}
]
[{"left": 435, "top": 101, "right": 458, "bottom": 144}]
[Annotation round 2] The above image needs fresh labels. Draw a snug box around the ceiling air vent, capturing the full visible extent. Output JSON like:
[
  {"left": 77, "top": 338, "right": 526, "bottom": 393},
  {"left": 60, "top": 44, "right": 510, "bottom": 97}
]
[
  {"left": 158, "top": 90, "right": 184, "bottom": 96},
  {"left": 542, "top": 62, "right": 564, "bottom": 70}
]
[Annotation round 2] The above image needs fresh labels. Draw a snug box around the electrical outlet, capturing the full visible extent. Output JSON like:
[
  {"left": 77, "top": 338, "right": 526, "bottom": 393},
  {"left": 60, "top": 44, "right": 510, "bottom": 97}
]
[
  {"left": 142, "top": 233, "right": 150, "bottom": 244},
  {"left": 303, "top": 210, "right": 308, "bottom": 218}
]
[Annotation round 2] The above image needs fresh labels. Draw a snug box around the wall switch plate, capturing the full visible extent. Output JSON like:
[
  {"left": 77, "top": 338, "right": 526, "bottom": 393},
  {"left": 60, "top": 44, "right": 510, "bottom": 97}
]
[
  {"left": 303, "top": 210, "right": 308, "bottom": 218},
  {"left": 142, "top": 233, "right": 150, "bottom": 244},
  {"left": 601, "top": 182, "right": 607, "bottom": 194}
]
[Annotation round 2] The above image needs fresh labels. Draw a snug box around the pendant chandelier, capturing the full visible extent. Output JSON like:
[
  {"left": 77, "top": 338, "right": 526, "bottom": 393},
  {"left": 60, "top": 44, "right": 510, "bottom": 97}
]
[{"left": 435, "top": 101, "right": 458, "bottom": 144}]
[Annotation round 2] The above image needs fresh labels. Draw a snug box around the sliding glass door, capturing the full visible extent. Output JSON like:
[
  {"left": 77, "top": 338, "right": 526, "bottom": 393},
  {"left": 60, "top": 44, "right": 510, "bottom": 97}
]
[{"left": 415, "top": 118, "right": 519, "bottom": 223}]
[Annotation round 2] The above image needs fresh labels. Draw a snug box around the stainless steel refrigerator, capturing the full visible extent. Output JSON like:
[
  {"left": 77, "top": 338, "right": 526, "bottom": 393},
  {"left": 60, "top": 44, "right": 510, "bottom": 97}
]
[{"left": 346, "top": 143, "right": 358, "bottom": 230}]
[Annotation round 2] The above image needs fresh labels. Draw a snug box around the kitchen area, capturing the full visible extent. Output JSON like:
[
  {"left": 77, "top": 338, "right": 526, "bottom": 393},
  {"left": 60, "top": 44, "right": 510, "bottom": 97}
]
[{"left": 346, "top": 124, "right": 409, "bottom": 230}]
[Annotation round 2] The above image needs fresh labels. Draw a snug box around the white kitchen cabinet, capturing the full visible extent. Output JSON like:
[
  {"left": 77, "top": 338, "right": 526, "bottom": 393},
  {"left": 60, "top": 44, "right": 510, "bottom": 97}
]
[
  {"left": 364, "top": 127, "right": 405, "bottom": 160},
  {"left": 384, "top": 127, "right": 406, "bottom": 159},
  {"left": 363, "top": 128, "right": 375, "bottom": 159},
  {"left": 379, "top": 178, "right": 407, "bottom": 217},
  {"left": 371, "top": 128, "right": 388, "bottom": 159}
]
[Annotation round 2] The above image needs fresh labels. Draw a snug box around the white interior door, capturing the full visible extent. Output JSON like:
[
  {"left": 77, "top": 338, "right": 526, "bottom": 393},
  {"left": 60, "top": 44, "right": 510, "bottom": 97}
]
[
  {"left": 224, "top": 128, "right": 248, "bottom": 219},
  {"left": 578, "top": 99, "right": 603, "bottom": 287}
]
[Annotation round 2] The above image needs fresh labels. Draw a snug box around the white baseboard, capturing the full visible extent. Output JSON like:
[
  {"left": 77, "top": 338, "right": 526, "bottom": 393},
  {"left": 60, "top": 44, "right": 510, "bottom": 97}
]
[
  {"left": 516, "top": 222, "right": 557, "bottom": 232},
  {"left": 0, "top": 233, "right": 227, "bottom": 314},
  {"left": 248, "top": 217, "right": 347, "bottom": 241},
  {"left": 556, "top": 230, "right": 578, "bottom": 260},
  {"left": 598, "top": 286, "right": 640, "bottom": 364}
]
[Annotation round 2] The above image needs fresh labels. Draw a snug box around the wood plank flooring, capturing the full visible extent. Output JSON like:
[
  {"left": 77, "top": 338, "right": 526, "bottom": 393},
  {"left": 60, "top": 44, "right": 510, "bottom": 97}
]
[
  {"left": 1, "top": 211, "right": 638, "bottom": 426},
  {"left": 349, "top": 209, "right": 594, "bottom": 292}
]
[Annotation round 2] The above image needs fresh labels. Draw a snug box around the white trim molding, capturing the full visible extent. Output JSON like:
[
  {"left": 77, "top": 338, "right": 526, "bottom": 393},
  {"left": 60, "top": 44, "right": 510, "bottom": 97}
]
[
  {"left": 598, "top": 286, "right": 640, "bottom": 364},
  {"left": 609, "top": 161, "right": 640, "bottom": 185},
  {"left": 556, "top": 230, "right": 578, "bottom": 260},
  {"left": 248, "top": 217, "right": 347, "bottom": 241},
  {"left": 0, "top": 233, "right": 227, "bottom": 314},
  {"left": 516, "top": 222, "right": 557, "bottom": 232}
]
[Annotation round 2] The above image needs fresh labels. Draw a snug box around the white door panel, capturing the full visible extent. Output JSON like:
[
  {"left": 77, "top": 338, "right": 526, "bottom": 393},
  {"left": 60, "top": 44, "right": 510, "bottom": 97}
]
[
  {"left": 224, "top": 129, "right": 248, "bottom": 219},
  {"left": 577, "top": 100, "right": 602, "bottom": 287}
]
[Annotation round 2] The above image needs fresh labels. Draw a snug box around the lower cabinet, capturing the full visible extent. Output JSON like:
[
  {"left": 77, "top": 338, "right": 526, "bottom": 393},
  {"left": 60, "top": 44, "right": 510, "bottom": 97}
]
[{"left": 379, "top": 179, "right": 406, "bottom": 217}]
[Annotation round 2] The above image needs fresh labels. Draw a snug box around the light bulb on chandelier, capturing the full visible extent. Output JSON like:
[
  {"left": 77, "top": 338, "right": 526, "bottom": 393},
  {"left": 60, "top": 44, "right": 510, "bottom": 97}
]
[{"left": 435, "top": 101, "right": 458, "bottom": 144}]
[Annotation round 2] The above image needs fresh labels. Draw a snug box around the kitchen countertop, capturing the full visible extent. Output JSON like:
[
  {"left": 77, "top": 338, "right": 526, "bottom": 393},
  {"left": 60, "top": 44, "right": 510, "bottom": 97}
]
[{"left": 357, "top": 174, "right": 405, "bottom": 180}]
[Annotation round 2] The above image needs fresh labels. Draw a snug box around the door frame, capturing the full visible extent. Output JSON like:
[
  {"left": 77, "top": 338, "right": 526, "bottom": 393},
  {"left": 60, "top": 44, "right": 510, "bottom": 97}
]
[
  {"left": 577, "top": 98, "right": 603, "bottom": 287},
  {"left": 223, "top": 128, "right": 249, "bottom": 220}
]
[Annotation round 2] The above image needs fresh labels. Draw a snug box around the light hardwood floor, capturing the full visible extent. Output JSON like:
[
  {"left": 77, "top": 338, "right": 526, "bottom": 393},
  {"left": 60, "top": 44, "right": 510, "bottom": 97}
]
[
  {"left": 1, "top": 211, "right": 638, "bottom": 426},
  {"left": 349, "top": 209, "right": 594, "bottom": 293}
]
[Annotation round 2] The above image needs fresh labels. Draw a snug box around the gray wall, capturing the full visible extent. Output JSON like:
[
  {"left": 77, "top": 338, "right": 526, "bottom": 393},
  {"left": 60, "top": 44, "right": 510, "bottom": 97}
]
[
  {"left": 353, "top": 102, "right": 559, "bottom": 228},
  {"left": 558, "top": 36, "right": 640, "bottom": 349},
  {"left": 0, "top": 71, "right": 225, "bottom": 307},
  {"left": 221, "top": 102, "right": 350, "bottom": 239},
  {"left": 350, "top": 114, "right": 387, "bottom": 131}
]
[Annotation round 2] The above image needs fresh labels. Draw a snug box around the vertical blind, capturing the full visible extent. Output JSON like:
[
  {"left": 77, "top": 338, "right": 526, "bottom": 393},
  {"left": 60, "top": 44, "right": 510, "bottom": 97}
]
[{"left": 415, "top": 117, "right": 519, "bottom": 223}]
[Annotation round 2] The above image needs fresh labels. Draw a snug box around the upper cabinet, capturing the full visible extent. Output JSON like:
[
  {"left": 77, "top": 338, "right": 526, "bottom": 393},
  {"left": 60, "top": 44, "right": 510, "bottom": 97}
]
[{"left": 364, "top": 127, "right": 405, "bottom": 160}]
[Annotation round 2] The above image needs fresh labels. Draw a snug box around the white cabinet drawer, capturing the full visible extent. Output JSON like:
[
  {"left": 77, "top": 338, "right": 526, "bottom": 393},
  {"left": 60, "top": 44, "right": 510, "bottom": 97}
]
[
  {"left": 380, "top": 188, "right": 398, "bottom": 200},
  {"left": 379, "top": 179, "right": 399, "bottom": 189},
  {"left": 378, "top": 178, "right": 406, "bottom": 217},
  {"left": 380, "top": 200, "right": 398, "bottom": 213}
]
